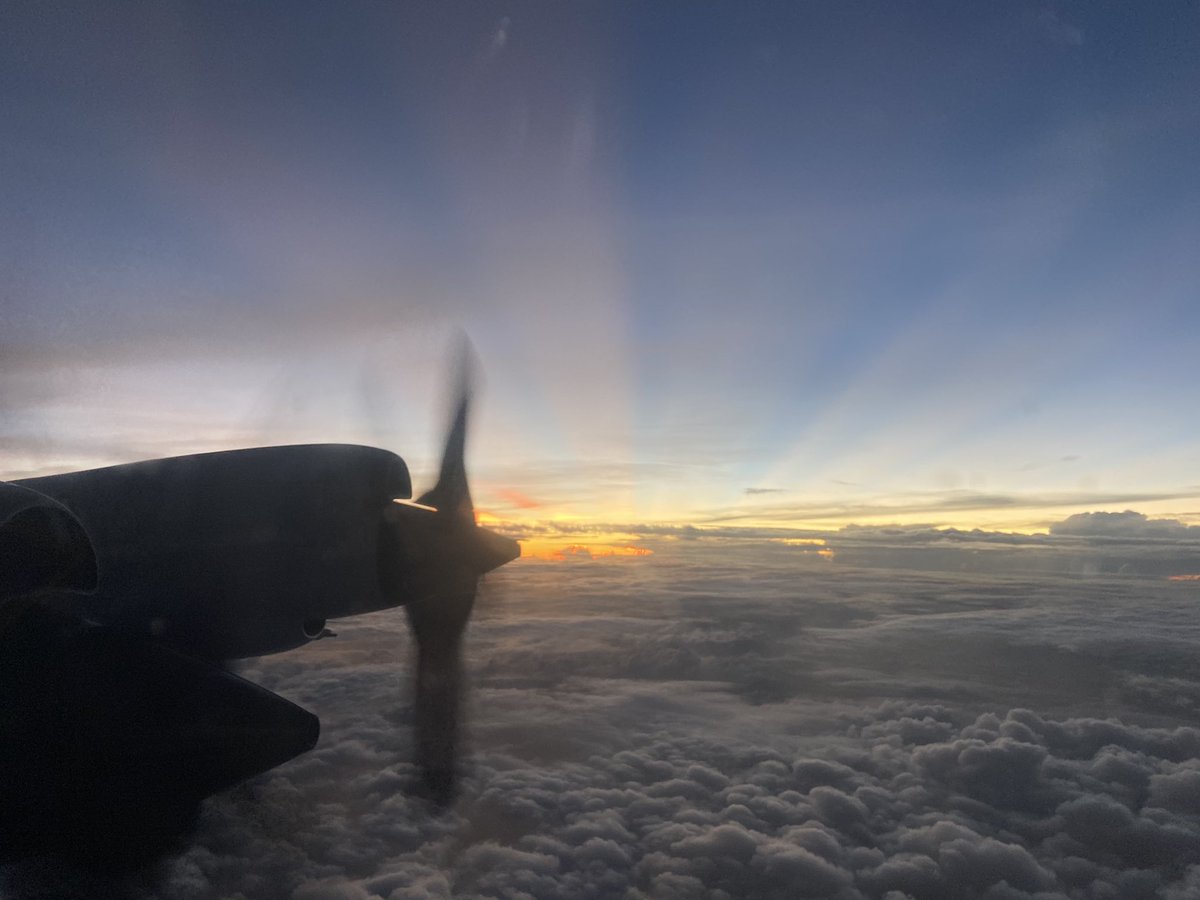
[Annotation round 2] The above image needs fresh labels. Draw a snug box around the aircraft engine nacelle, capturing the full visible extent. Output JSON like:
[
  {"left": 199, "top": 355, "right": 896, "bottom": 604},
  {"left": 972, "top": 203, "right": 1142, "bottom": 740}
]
[
  {"left": 15, "top": 445, "right": 413, "bottom": 660},
  {"left": 0, "top": 481, "right": 98, "bottom": 598}
]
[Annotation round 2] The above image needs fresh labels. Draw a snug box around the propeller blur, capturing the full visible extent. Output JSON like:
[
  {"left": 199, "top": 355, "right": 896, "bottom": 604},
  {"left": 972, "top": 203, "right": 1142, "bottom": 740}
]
[{"left": 0, "top": 350, "right": 519, "bottom": 859}]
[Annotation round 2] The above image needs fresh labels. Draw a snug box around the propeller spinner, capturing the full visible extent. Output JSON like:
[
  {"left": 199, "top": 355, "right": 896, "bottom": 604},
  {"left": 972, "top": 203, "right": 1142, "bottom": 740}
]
[{"left": 379, "top": 355, "right": 519, "bottom": 802}]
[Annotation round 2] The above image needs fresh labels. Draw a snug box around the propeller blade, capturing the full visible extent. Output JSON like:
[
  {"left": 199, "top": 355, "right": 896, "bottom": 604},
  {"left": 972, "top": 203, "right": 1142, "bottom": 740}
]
[
  {"left": 405, "top": 572, "right": 474, "bottom": 802},
  {"left": 416, "top": 343, "right": 473, "bottom": 522},
  {"left": 399, "top": 338, "right": 519, "bottom": 803}
]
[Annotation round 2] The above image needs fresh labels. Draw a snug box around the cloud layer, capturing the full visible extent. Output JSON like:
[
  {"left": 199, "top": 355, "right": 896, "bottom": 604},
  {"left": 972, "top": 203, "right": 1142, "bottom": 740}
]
[
  {"left": 5, "top": 550, "right": 1200, "bottom": 898},
  {"left": 82, "top": 553, "right": 1189, "bottom": 898},
  {"left": 507, "top": 509, "right": 1200, "bottom": 579}
]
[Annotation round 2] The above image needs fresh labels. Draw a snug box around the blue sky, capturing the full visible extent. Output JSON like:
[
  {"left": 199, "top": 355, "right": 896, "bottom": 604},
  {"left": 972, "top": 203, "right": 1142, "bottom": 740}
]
[{"left": 2, "top": 2, "right": 1198, "bottom": 534}]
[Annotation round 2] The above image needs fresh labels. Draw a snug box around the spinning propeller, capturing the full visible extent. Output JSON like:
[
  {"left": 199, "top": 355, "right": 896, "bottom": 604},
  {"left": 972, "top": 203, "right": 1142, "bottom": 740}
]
[{"left": 380, "top": 351, "right": 519, "bottom": 802}]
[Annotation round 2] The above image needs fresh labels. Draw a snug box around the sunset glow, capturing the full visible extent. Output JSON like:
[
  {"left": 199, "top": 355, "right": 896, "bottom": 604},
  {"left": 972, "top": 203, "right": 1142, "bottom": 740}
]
[
  {"left": 776, "top": 538, "right": 836, "bottom": 560},
  {"left": 518, "top": 539, "right": 654, "bottom": 562}
]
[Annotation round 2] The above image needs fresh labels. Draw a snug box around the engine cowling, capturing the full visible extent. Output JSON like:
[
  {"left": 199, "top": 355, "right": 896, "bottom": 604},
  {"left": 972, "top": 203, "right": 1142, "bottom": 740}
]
[
  {"left": 0, "top": 482, "right": 97, "bottom": 598},
  {"left": 15, "top": 444, "right": 412, "bottom": 659}
]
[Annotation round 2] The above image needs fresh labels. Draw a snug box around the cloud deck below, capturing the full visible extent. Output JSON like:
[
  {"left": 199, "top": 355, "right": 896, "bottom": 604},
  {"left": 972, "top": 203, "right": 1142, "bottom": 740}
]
[{"left": 9, "top": 552, "right": 1200, "bottom": 898}]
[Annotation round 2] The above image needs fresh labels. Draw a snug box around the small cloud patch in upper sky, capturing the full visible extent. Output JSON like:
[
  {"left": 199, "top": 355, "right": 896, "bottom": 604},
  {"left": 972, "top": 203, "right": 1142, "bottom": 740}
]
[
  {"left": 487, "top": 16, "right": 511, "bottom": 57},
  {"left": 494, "top": 489, "right": 542, "bottom": 510},
  {"left": 1037, "top": 7, "right": 1085, "bottom": 46},
  {"left": 1019, "top": 454, "right": 1082, "bottom": 472},
  {"left": 743, "top": 488, "right": 785, "bottom": 496}
]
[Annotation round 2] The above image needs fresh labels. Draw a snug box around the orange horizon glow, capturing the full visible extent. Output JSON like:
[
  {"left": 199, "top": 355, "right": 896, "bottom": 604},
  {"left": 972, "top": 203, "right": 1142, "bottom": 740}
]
[
  {"left": 481, "top": 503, "right": 1200, "bottom": 542},
  {"left": 777, "top": 537, "right": 836, "bottom": 560},
  {"left": 478, "top": 495, "right": 1200, "bottom": 563},
  {"left": 482, "top": 504, "right": 1062, "bottom": 540},
  {"left": 518, "top": 538, "right": 654, "bottom": 562}
]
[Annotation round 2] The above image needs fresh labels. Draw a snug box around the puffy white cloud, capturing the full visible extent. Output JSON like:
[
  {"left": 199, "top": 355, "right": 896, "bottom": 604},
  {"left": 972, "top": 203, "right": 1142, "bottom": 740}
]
[{"left": 154, "top": 713, "right": 1200, "bottom": 898}]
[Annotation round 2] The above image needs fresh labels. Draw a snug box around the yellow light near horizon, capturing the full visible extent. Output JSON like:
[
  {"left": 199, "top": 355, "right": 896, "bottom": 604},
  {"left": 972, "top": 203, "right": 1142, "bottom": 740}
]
[
  {"left": 776, "top": 537, "right": 836, "bottom": 560},
  {"left": 518, "top": 537, "right": 654, "bottom": 562},
  {"left": 480, "top": 491, "right": 1200, "bottom": 548}
]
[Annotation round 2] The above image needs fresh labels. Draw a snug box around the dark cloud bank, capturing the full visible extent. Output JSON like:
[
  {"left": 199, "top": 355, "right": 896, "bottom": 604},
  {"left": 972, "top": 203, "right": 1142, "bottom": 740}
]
[{"left": 7, "top": 545, "right": 1200, "bottom": 899}]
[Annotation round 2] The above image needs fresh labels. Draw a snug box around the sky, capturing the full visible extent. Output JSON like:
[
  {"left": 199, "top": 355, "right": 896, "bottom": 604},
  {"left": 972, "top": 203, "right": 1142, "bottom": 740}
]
[{"left": 3, "top": 1, "right": 1200, "bottom": 544}]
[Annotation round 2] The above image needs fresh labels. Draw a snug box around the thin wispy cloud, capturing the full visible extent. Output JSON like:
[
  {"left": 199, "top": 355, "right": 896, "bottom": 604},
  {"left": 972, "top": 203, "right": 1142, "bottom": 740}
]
[{"left": 703, "top": 489, "right": 1200, "bottom": 527}]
